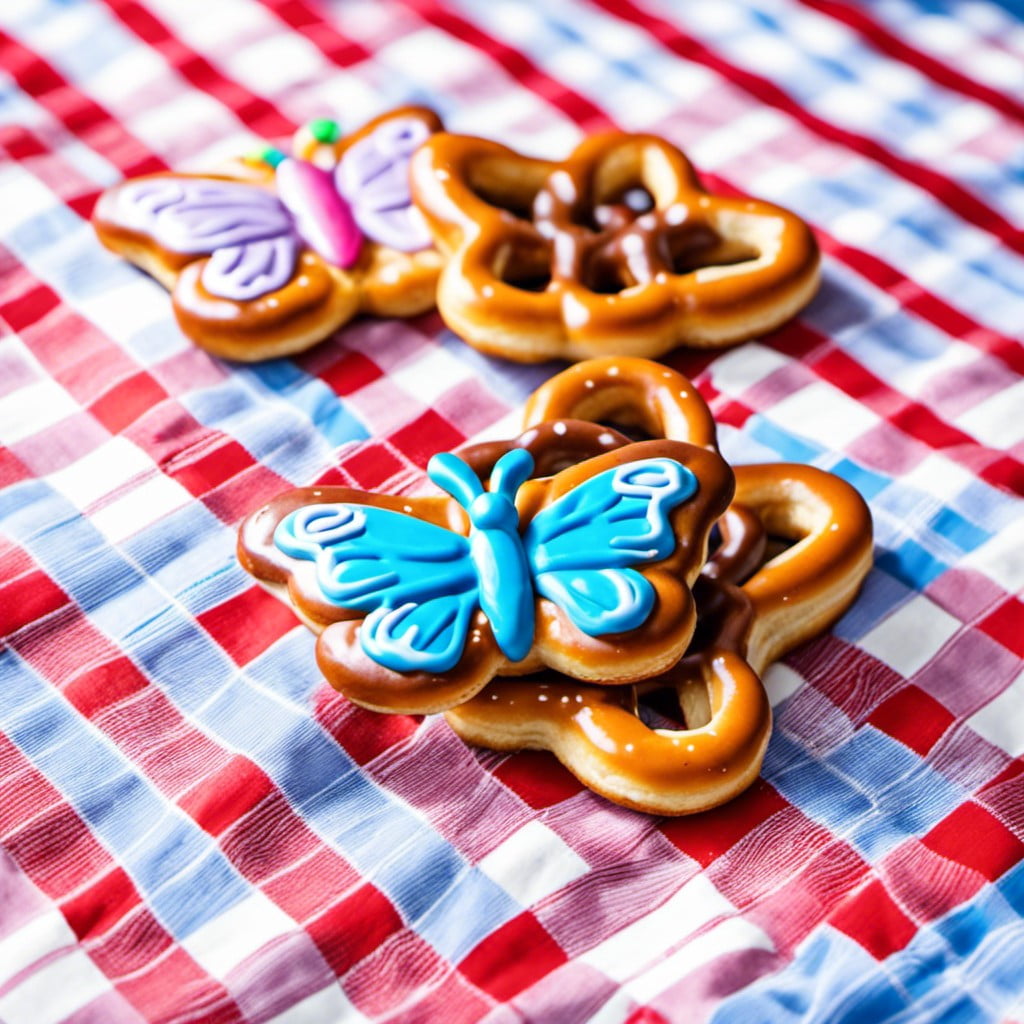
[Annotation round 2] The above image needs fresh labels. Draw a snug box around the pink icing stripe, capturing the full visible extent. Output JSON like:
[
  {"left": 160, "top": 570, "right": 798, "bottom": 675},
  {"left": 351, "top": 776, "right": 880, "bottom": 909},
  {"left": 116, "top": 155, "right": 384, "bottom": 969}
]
[{"left": 276, "top": 158, "right": 361, "bottom": 268}]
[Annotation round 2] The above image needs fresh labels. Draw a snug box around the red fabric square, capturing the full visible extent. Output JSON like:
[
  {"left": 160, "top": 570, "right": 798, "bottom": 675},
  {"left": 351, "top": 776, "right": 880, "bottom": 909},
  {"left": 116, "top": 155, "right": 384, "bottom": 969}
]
[
  {"left": 87, "top": 905, "right": 174, "bottom": 977},
  {"left": 880, "top": 839, "right": 986, "bottom": 923},
  {"left": 661, "top": 780, "right": 787, "bottom": 867},
  {"left": 312, "top": 688, "right": 420, "bottom": 765},
  {"left": 979, "top": 597, "right": 1024, "bottom": 659},
  {"left": 981, "top": 456, "right": 1024, "bottom": 497},
  {"left": 744, "top": 836, "right": 869, "bottom": 955},
  {"left": 0, "top": 567, "right": 68, "bottom": 636},
  {"left": 318, "top": 350, "right": 384, "bottom": 396},
  {"left": 59, "top": 655, "right": 150, "bottom": 719},
  {"left": 460, "top": 911, "right": 567, "bottom": 1001},
  {"left": 90, "top": 372, "right": 169, "bottom": 434},
  {"left": 343, "top": 443, "right": 404, "bottom": 490},
  {"left": 492, "top": 750, "right": 584, "bottom": 809},
  {"left": 168, "top": 438, "right": 255, "bottom": 498},
  {"left": 0, "top": 447, "right": 30, "bottom": 488},
  {"left": 61, "top": 865, "right": 141, "bottom": 940},
  {"left": 261, "top": 845, "right": 360, "bottom": 921},
  {"left": 0, "top": 282, "right": 60, "bottom": 330},
  {"left": 201, "top": 463, "right": 291, "bottom": 524},
  {"left": 116, "top": 947, "right": 242, "bottom": 1024},
  {"left": 178, "top": 755, "right": 276, "bottom": 837},
  {"left": 306, "top": 883, "right": 403, "bottom": 976},
  {"left": 867, "top": 685, "right": 954, "bottom": 757},
  {"left": 922, "top": 802, "right": 1024, "bottom": 882},
  {"left": 220, "top": 794, "right": 325, "bottom": 888},
  {"left": 829, "top": 877, "right": 917, "bottom": 960},
  {"left": 390, "top": 409, "right": 464, "bottom": 466},
  {"left": 714, "top": 399, "right": 755, "bottom": 429},
  {"left": 198, "top": 586, "right": 298, "bottom": 665}
]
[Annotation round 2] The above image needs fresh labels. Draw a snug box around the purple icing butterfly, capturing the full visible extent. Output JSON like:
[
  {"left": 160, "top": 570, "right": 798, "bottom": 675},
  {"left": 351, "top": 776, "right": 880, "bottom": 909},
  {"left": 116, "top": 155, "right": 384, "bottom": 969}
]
[{"left": 108, "top": 116, "right": 433, "bottom": 302}]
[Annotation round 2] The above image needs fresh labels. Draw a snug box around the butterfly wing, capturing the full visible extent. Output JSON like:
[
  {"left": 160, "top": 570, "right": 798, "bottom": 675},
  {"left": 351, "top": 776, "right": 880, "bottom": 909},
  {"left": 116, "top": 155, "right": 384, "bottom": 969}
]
[
  {"left": 336, "top": 116, "right": 433, "bottom": 252},
  {"left": 103, "top": 176, "right": 294, "bottom": 253},
  {"left": 201, "top": 234, "right": 301, "bottom": 301},
  {"left": 524, "top": 457, "right": 698, "bottom": 636},
  {"left": 274, "top": 502, "right": 479, "bottom": 674},
  {"left": 96, "top": 175, "right": 301, "bottom": 300}
]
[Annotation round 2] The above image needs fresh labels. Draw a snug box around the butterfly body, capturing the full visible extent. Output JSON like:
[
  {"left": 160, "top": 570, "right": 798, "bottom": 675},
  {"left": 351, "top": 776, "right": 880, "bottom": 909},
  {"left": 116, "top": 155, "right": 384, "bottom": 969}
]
[{"left": 274, "top": 449, "right": 698, "bottom": 675}]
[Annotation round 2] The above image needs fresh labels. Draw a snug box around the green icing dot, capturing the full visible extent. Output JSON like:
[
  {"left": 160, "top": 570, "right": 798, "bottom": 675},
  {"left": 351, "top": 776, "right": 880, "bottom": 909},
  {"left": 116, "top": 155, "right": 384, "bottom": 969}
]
[
  {"left": 249, "top": 145, "right": 286, "bottom": 168},
  {"left": 308, "top": 118, "right": 341, "bottom": 144}
]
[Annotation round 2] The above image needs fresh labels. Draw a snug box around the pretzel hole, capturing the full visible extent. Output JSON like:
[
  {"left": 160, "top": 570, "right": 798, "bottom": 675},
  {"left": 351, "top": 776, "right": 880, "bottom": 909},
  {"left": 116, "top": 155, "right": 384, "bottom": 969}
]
[
  {"left": 635, "top": 681, "right": 711, "bottom": 731},
  {"left": 764, "top": 534, "right": 797, "bottom": 562},
  {"left": 596, "top": 418, "right": 653, "bottom": 442},
  {"left": 667, "top": 225, "right": 759, "bottom": 276},
  {"left": 584, "top": 254, "right": 636, "bottom": 295},
  {"left": 467, "top": 160, "right": 542, "bottom": 222},
  {"left": 574, "top": 186, "right": 656, "bottom": 233},
  {"left": 494, "top": 238, "right": 553, "bottom": 293}
]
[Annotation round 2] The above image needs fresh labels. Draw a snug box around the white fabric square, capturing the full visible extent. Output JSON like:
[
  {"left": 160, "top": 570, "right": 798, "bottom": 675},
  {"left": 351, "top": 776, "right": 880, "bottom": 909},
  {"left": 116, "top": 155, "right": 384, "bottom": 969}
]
[
  {"left": 968, "top": 670, "right": 1024, "bottom": 758},
  {"left": 131, "top": 93, "right": 237, "bottom": 155},
  {"left": 763, "top": 663, "right": 805, "bottom": 708},
  {"left": 691, "top": 108, "right": 788, "bottom": 169},
  {"left": 90, "top": 473, "right": 193, "bottom": 545},
  {"left": 0, "top": 378, "right": 79, "bottom": 446},
  {"left": 0, "top": 168, "right": 58, "bottom": 236},
  {"left": 829, "top": 208, "right": 890, "bottom": 246},
  {"left": 581, "top": 874, "right": 733, "bottom": 982},
  {"left": 710, "top": 343, "right": 791, "bottom": 397},
  {"left": 899, "top": 453, "right": 975, "bottom": 503},
  {"left": 390, "top": 348, "right": 471, "bottom": 407},
  {"left": 379, "top": 30, "right": 478, "bottom": 87},
  {"left": 82, "top": 281, "right": 174, "bottom": 345},
  {"left": 0, "top": 949, "right": 111, "bottom": 1024},
  {"left": 181, "top": 892, "right": 297, "bottom": 980},
  {"left": 961, "top": 519, "right": 1024, "bottom": 593},
  {"left": 87, "top": 47, "right": 164, "bottom": 108},
  {"left": 227, "top": 35, "right": 321, "bottom": 93},
  {"left": 478, "top": 820, "right": 589, "bottom": 908},
  {"left": 956, "top": 381, "right": 1024, "bottom": 448},
  {"left": 859, "top": 595, "right": 960, "bottom": 677},
  {"left": 47, "top": 437, "right": 154, "bottom": 510},
  {"left": 0, "top": 908, "right": 76, "bottom": 986},
  {"left": 623, "top": 916, "right": 773, "bottom": 1004},
  {"left": 265, "top": 984, "right": 369, "bottom": 1024},
  {"left": 769, "top": 382, "right": 879, "bottom": 448}
]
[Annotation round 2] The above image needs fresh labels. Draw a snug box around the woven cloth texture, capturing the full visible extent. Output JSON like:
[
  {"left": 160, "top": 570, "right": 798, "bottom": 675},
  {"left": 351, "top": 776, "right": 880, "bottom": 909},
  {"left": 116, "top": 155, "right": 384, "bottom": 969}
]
[{"left": 1, "top": 0, "right": 1022, "bottom": 1021}]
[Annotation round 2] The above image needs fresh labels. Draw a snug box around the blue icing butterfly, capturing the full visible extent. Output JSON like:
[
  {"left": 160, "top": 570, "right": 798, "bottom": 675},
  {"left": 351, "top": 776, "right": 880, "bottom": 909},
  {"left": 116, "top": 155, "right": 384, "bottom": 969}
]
[{"left": 274, "top": 449, "right": 697, "bottom": 674}]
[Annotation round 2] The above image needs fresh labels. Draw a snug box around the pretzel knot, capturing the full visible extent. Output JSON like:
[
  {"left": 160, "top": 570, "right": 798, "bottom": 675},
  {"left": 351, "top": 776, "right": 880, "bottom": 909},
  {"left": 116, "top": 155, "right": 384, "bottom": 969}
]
[{"left": 412, "top": 133, "right": 820, "bottom": 362}]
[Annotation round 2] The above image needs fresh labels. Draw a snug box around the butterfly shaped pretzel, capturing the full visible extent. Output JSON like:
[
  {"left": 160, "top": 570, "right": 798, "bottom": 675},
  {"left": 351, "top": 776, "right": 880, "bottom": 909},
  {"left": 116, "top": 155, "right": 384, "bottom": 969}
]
[
  {"left": 238, "top": 439, "right": 733, "bottom": 714},
  {"left": 92, "top": 106, "right": 443, "bottom": 361}
]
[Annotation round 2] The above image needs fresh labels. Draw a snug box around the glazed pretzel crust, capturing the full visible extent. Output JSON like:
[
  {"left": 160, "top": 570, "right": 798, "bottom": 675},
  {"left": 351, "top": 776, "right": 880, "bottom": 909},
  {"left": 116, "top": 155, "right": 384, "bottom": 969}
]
[{"left": 411, "top": 132, "right": 820, "bottom": 363}]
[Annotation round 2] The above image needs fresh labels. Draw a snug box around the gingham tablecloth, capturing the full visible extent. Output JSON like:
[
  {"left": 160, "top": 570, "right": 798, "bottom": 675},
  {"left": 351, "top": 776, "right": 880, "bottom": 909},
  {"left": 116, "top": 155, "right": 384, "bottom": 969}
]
[{"left": 1, "top": 0, "right": 1023, "bottom": 1021}]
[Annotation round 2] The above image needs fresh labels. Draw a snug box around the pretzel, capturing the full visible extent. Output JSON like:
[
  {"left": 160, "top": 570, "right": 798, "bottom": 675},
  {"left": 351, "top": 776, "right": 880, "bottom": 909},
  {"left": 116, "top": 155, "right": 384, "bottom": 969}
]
[
  {"left": 238, "top": 428, "right": 733, "bottom": 713},
  {"left": 92, "top": 107, "right": 443, "bottom": 361},
  {"left": 410, "top": 131, "right": 820, "bottom": 362},
  {"left": 444, "top": 359, "right": 872, "bottom": 814}
]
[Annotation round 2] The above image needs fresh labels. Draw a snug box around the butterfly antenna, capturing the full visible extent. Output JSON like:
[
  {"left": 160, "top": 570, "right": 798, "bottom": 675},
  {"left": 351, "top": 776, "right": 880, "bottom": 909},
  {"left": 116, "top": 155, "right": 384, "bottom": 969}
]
[
  {"left": 428, "top": 453, "right": 484, "bottom": 509},
  {"left": 490, "top": 449, "right": 534, "bottom": 501}
]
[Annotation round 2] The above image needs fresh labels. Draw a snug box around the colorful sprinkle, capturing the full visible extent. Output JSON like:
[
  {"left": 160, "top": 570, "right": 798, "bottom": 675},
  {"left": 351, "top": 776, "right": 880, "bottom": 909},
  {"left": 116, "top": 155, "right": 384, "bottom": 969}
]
[{"left": 308, "top": 118, "right": 341, "bottom": 144}]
